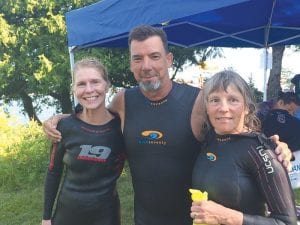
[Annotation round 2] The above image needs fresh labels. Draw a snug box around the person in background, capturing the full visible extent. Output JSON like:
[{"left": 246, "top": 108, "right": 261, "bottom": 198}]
[
  {"left": 262, "top": 91, "right": 300, "bottom": 152},
  {"left": 43, "top": 25, "right": 293, "bottom": 225},
  {"left": 256, "top": 100, "right": 275, "bottom": 122},
  {"left": 41, "top": 58, "right": 125, "bottom": 225},
  {"left": 191, "top": 70, "right": 297, "bottom": 225},
  {"left": 291, "top": 74, "right": 300, "bottom": 119}
]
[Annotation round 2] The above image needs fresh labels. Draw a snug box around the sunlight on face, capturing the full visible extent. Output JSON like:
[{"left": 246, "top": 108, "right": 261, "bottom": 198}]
[
  {"left": 130, "top": 36, "right": 173, "bottom": 92},
  {"left": 74, "top": 67, "right": 108, "bottom": 111},
  {"left": 206, "top": 85, "right": 249, "bottom": 135}
]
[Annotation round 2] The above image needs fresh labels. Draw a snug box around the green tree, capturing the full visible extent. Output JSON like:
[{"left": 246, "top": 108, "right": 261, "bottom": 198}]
[
  {"left": 170, "top": 46, "right": 222, "bottom": 80},
  {"left": 76, "top": 48, "right": 136, "bottom": 89},
  {"left": 77, "top": 46, "right": 222, "bottom": 88},
  {"left": 247, "top": 76, "right": 263, "bottom": 103},
  {"left": 0, "top": 0, "right": 222, "bottom": 121},
  {"left": 0, "top": 0, "right": 98, "bottom": 123}
]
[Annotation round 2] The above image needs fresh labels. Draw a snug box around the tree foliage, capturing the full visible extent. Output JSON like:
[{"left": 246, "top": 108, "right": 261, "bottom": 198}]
[
  {"left": 170, "top": 46, "right": 222, "bottom": 80},
  {"left": 0, "top": 0, "right": 97, "bottom": 122},
  {"left": 247, "top": 76, "right": 263, "bottom": 103},
  {"left": 0, "top": 0, "right": 222, "bottom": 122}
]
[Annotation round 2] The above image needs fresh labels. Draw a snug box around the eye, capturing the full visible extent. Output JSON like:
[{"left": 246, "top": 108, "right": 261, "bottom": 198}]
[
  {"left": 91, "top": 79, "right": 102, "bottom": 85},
  {"left": 229, "top": 97, "right": 240, "bottom": 103},
  {"left": 208, "top": 97, "right": 219, "bottom": 104},
  {"left": 151, "top": 54, "right": 161, "bottom": 60},
  {"left": 132, "top": 56, "right": 142, "bottom": 62},
  {"left": 76, "top": 82, "right": 86, "bottom": 87}
]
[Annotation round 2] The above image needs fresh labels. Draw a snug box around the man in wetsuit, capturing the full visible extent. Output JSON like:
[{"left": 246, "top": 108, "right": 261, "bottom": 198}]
[
  {"left": 44, "top": 25, "right": 293, "bottom": 225},
  {"left": 108, "top": 25, "right": 201, "bottom": 225},
  {"left": 108, "top": 25, "right": 293, "bottom": 225}
]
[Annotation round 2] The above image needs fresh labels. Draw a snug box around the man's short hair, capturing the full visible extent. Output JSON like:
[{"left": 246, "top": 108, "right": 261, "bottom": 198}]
[{"left": 128, "top": 25, "right": 169, "bottom": 53}]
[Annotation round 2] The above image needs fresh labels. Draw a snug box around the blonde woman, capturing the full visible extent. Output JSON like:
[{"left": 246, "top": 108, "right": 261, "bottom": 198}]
[{"left": 42, "top": 58, "right": 125, "bottom": 225}]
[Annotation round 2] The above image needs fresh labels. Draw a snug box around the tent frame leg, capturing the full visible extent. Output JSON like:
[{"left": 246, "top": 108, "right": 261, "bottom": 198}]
[{"left": 68, "top": 46, "right": 77, "bottom": 107}]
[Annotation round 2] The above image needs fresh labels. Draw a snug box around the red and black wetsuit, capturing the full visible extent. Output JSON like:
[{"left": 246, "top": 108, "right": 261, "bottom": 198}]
[
  {"left": 43, "top": 114, "right": 125, "bottom": 225},
  {"left": 192, "top": 132, "right": 297, "bottom": 225},
  {"left": 124, "top": 82, "right": 201, "bottom": 225}
]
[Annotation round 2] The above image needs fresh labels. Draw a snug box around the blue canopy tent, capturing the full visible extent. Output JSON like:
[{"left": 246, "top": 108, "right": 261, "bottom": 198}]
[{"left": 65, "top": 0, "right": 300, "bottom": 100}]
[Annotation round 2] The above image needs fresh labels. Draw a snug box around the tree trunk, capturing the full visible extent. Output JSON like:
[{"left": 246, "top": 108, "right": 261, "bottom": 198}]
[
  {"left": 20, "top": 91, "right": 42, "bottom": 124},
  {"left": 60, "top": 92, "right": 73, "bottom": 114},
  {"left": 58, "top": 88, "right": 73, "bottom": 114},
  {"left": 50, "top": 88, "right": 73, "bottom": 114},
  {"left": 267, "top": 46, "right": 285, "bottom": 100}
]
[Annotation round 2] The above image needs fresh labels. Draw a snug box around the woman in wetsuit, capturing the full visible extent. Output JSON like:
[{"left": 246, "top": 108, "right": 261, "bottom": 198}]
[
  {"left": 262, "top": 91, "right": 300, "bottom": 152},
  {"left": 191, "top": 70, "right": 297, "bottom": 225},
  {"left": 41, "top": 58, "right": 125, "bottom": 225}
]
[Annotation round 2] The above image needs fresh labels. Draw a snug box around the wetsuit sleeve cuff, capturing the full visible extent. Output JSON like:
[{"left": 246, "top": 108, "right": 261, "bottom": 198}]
[
  {"left": 291, "top": 153, "right": 295, "bottom": 161},
  {"left": 43, "top": 213, "right": 51, "bottom": 220},
  {"left": 242, "top": 214, "right": 255, "bottom": 225}
]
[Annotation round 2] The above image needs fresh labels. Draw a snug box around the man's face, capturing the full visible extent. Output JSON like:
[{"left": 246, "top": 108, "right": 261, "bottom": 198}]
[{"left": 130, "top": 36, "right": 173, "bottom": 92}]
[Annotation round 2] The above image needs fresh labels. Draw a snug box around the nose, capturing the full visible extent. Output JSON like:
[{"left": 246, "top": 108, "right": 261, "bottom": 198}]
[
  {"left": 141, "top": 57, "right": 151, "bottom": 71},
  {"left": 84, "top": 83, "right": 94, "bottom": 92},
  {"left": 219, "top": 100, "right": 229, "bottom": 112}
]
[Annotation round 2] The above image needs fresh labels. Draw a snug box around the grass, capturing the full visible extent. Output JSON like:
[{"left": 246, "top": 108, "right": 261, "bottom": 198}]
[
  {"left": 118, "top": 165, "right": 134, "bottom": 224},
  {"left": 0, "top": 113, "right": 134, "bottom": 225},
  {"left": 0, "top": 186, "right": 44, "bottom": 225},
  {"left": 0, "top": 163, "right": 134, "bottom": 225},
  {"left": 1, "top": 166, "right": 300, "bottom": 225},
  {"left": 295, "top": 188, "right": 300, "bottom": 205}
]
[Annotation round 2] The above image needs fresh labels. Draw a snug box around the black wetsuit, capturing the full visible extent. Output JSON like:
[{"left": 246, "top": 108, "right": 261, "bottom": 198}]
[
  {"left": 192, "top": 132, "right": 297, "bottom": 225},
  {"left": 124, "top": 81, "right": 201, "bottom": 225},
  {"left": 262, "top": 109, "right": 300, "bottom": 152},
  {"left": 43, "top": 114, "right": 125, "bottom": 225}
]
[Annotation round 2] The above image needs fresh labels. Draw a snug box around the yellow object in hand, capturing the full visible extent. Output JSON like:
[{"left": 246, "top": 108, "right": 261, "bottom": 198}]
[
  {"left": 189, "top": 188, "right": 208, "bottom": 201},
  {"left": 189, "top": 189, "right": 208, "bottom": 225}
]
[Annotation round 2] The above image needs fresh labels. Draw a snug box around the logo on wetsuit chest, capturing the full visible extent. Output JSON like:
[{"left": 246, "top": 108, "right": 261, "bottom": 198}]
[
  {"left": 257, "top": 146, "right": 274, "bottom": 174},
  {"left": 137, "top": 130, "right": 167, "bottom": 145},
  {"left": 77, "top": 145, "right": 111, "bottom": 162},
  {"left": 206, "top": 152, "right": 217, "bottom": 161}
]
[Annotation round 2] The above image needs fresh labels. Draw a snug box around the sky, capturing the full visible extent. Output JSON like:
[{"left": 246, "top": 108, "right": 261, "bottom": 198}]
[{"left": 177, "top": 47, "right": 300, "bottom": 92}]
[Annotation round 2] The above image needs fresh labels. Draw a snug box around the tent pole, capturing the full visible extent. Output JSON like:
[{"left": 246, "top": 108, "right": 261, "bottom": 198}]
[
  {"left": 68, "top": 46, "right": 77, "bottom": 107},
  {"left": 263, "top": 47, "right": 269, "bottom": 101}
]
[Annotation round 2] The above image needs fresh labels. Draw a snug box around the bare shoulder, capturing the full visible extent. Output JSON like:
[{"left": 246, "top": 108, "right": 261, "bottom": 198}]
[
  {"left": 108, "top": 89, "right": 126, "bottom": 130},
  {"left": 108, "top": 89, "right": 125, "bottom": 113},
  {"left": 191, "top": 91, "right": 202, "bottom": 142}
]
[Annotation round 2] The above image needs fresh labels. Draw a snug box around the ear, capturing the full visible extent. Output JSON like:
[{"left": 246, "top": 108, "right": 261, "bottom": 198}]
[
  {"left": 244, "top": 105, "right": 250, "bottom": 115},
  {"left": 70, "top": 83, "right": 75, "bottom": 94},
  {"left": 277, "top": 99, "right": 284, "bottom": 106},
  {"left": 105, "top": 81, "right": 111, "bottom": 93},
  {"left": 166, "top": 52, "right": 173, "bottom": 68}
]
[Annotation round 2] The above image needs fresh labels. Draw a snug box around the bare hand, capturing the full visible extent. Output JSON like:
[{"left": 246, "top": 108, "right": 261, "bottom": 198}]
[
  {"left": 191, "top": 201, "right": 243, "bottom": 225},
  {"left": 270, "top": 135, "right": 293, "bottom": 172},
  {"left": 41, "top": 219, "right": 51, "bottom": 225},
  {"left": 42, "top": 115, "right": 68, "bottom": 142}
]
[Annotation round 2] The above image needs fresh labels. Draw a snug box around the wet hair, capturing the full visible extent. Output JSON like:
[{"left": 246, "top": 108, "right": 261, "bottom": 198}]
[
  {"left": 128, "top": 25, "right": 169, "bottom": 53},
  {"left": 198, "top": 70, "right": 261, "bottom": 141},
  {"left": 277, "top": 91, "right": 300, "bottom": 106},
  {"left": 73, "top": 57, "right": 110, "bottom": 85}
]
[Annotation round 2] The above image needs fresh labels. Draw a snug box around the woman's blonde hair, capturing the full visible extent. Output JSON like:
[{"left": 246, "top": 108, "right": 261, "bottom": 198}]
[{"left": 73, "top": 57, "right": 110, "bottom": 86}]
